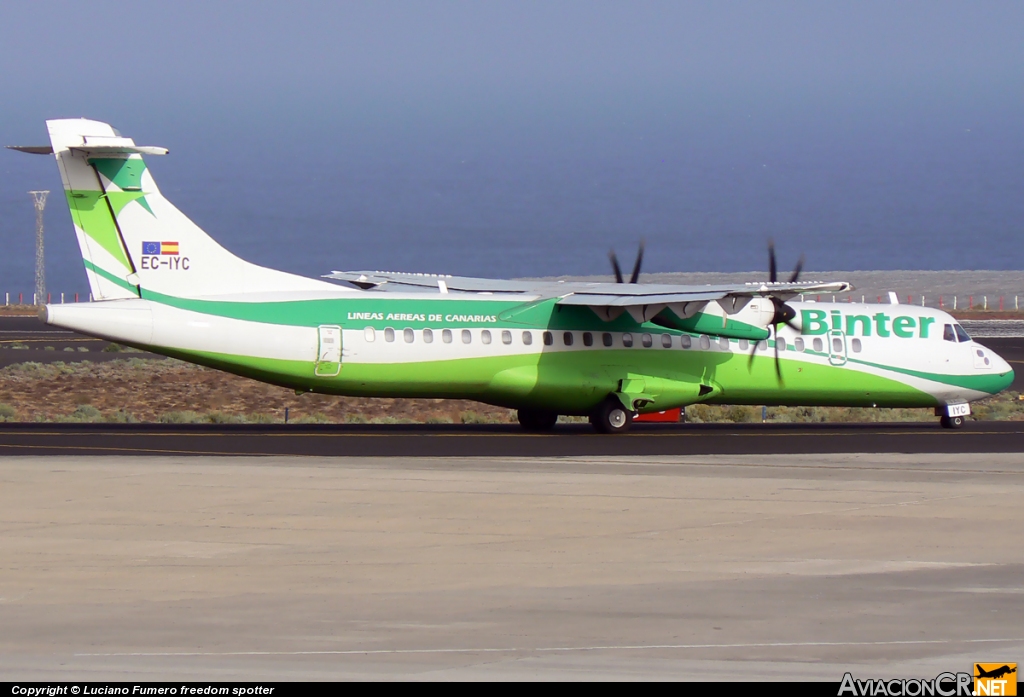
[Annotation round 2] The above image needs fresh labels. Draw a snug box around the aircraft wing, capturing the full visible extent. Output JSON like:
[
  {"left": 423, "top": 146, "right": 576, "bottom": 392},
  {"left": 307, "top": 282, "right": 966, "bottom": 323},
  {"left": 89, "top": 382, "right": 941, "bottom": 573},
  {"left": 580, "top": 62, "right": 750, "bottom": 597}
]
[
  {"left": 325, "top": 270, "right": 852, "bottom": 331},
  {"left": 324, "top": 270, "right": 851, "bottom": 301}
]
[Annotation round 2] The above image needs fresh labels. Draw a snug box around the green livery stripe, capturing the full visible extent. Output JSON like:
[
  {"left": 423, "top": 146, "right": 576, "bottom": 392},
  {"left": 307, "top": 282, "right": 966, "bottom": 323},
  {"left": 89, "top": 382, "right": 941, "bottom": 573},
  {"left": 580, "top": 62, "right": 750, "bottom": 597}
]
[
  {"left": 82, "top": 259, "right": 139, "bottom": 295},
  {"left": 846, "top": 356, "right": 1013, "bottom": 394}
]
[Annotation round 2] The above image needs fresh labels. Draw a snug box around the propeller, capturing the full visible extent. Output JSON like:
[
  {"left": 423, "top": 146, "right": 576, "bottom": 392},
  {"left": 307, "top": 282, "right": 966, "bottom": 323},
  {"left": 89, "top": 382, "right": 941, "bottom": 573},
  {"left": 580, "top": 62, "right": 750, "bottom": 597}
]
[
  {"left": 748, "top": 239, "right": 806, "bottom": 383},
  {"left": 609, "top": 239, "right": 645, "bottom": 284}
]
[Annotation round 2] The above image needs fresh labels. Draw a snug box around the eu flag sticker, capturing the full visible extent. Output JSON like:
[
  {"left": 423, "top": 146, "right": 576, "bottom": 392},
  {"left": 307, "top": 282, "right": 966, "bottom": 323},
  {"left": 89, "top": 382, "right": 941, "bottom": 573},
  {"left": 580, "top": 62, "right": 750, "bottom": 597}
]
[{"left": 143, "top": 241, "right": 179, "bottom": 255}]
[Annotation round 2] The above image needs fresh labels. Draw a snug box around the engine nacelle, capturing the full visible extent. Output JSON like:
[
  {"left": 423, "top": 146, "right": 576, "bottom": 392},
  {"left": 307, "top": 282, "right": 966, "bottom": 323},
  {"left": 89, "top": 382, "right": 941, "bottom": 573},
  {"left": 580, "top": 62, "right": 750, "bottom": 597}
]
[{"left": 655, "top": 297, "right": 779, "bottom": 341}]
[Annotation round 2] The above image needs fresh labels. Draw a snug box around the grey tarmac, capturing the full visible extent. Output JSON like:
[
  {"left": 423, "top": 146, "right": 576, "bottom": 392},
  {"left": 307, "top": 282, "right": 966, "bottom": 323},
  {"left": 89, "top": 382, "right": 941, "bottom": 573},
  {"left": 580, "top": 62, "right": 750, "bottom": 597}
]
[{"left": 0, "top": 453, "right": 1021, "bottom": 680}]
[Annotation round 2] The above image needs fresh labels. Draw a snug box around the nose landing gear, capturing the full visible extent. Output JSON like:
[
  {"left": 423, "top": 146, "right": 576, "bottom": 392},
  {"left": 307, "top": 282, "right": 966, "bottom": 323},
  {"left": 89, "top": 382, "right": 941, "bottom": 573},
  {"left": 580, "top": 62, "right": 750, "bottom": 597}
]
[{"left": 939, "top": 415, "right": 964, "bottom": 429}]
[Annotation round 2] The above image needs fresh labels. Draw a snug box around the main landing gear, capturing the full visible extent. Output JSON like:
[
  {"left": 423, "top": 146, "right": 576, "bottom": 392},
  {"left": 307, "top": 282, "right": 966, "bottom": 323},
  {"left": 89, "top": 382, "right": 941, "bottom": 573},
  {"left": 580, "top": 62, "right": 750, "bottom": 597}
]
[
  {"left": 589, "top": 397, "right": 634, "bottom": 435},
  {"left": 517, "top": 409, "right": 558, "bottom": 432}
]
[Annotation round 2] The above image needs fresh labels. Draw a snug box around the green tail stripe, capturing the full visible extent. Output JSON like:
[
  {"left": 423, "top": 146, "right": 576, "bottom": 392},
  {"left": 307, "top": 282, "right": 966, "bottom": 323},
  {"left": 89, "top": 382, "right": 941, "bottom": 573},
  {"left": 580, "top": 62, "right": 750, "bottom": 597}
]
[{"left": 82, "top": 259, "right": 139, "bottom": 295}]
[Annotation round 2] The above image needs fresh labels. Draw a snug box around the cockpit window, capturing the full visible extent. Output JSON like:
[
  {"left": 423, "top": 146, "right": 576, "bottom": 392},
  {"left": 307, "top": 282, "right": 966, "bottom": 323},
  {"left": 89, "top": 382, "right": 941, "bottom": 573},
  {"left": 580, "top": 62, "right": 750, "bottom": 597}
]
[
  {"left": 954, "top": 324, "right": 971, "bottom": 343},
  {"left": 943, "top": 324, "right": 956, "bottom": 342}
]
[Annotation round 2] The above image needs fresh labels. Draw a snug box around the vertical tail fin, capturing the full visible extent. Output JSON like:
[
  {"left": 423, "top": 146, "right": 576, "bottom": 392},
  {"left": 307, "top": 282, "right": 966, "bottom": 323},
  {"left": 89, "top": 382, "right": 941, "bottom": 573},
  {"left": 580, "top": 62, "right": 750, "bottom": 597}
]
[
  {"left": 45, "top": 118, "right": 334, "bottom": 301},
  {"left": 47, "top": 119, "right": 143, "bottom": 300}
]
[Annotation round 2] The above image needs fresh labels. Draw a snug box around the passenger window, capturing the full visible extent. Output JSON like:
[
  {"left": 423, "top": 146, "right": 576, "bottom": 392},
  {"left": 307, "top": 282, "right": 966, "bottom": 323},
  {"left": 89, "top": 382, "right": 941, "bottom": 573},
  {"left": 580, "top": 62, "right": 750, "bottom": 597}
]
[
  {"left": 543, "top": 331, "right": 554, "bottom": 346},
  {"left": 502, "top": 330, "right": 512, "bottom": 345},
  {"left": 943, "top": 324, "right": 956, "bottom": 342},
  {"left": 622, "top": 333, "right": 634, "bottom": 347},
  {"left": 563, "top": 332, "right": 574, "bottom": 346},
  {"left": 384, "top": 327, "right": 395, "bottom": 343},
  {"left": 423, "top": 328, "right": 433, "bottom": 344},
  {"left": 583, "top": 332, "right": 594, "bottom": 347},
  {"left": 661, "top": 334, "right": 672, "bottom": 348},
  {"left": 602, "top": 332, "right": 613, "bottom": 347},
  {"left": 364, "top": 327, "right": 376, "bottom": 342},
  {"left": 481, "top": 330, "right": 492, "bottom": 345},
  {"left": 776, "top": 337, "right": 786, "bottom": 351},
  {"left": 403, "top": 328, "right": 415, "bottom": 343},
  {"left": 719, "top": 337, "right": 730, "bottom": 350},
  {"left": 699, "top": 335, "right": 711, "bottom": 350},
  {"left": 522, "top": 331, "right": 533, "bottom": 345},
  {"left": 812, "top": 338, "right": 823, "bottom": 352},
  {"left": 641, "top": 333, "right": 653, "bottom": 348},
  {"left": 954, "top": 324, "right": 971, "bottom": 343},
  {"left": 462, "top": 329, "right": 472, "bottom": 344},
  {"left": 833, "top": 337, "right": 843, "bottom": 352},
  {"left": 680, "top": 335, "right": 691, "bottom": 349},
  {"left": 794, "top": 338, "right": 804, "bottom": 352},
  {"left": 851, "top": 338, "right": 862, "bottom": 353},
  {"left": 442, "top": 329, "right": 453, "bottom": 344}
]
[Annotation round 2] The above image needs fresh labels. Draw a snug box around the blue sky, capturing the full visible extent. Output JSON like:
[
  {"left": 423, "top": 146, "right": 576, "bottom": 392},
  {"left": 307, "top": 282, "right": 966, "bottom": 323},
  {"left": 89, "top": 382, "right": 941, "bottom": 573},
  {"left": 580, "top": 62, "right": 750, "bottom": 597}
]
[{"left": 2, "top": 2, "right": 1023, "bottom": 288}]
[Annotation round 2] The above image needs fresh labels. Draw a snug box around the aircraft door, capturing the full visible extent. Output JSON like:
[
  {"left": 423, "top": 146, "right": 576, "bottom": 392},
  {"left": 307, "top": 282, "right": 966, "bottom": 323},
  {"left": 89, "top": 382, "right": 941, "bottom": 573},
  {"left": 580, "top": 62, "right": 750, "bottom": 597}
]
[
  {"left": 316, "top": 325, "right": 342, "bottom": 376},
  {"left": 828, "top": 330, "right": 848, "bottom": 366}
]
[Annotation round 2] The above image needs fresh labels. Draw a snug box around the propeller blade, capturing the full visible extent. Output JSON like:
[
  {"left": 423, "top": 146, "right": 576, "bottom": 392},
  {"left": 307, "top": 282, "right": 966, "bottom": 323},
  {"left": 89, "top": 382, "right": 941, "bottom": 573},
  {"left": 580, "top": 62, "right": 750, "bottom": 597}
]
[
  {"left": 788, "top": 254, "right": 805, "bottom": 283},
  {"left": 773, "top": 326, "right": 783, "bottom": 383},
  {"left": 768, "top": 239, "right": 777, "bottom": 283},
  {"left": 609, "top": 250, "right": 624, "bottom": 284},
  {"left": 629, "top": 239, "right": 645, "bottom": 284}
]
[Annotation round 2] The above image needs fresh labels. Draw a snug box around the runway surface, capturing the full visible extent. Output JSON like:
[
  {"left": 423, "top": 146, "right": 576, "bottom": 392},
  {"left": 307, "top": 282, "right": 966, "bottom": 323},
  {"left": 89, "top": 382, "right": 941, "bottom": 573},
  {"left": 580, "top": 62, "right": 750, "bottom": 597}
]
[
  {"left": 2, "top": 420, "right": 1024, "bottom": 456},
  {"left": 1, "top": 453, "right": 1021, "bottom": 680}
]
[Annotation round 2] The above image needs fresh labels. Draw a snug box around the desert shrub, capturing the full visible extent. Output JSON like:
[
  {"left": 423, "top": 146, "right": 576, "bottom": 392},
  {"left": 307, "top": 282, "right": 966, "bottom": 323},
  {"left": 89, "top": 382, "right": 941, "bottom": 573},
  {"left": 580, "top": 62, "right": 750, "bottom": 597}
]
[
  {"left": 77, "top": 346, "right": 89, "bottom": 352},
  {"left": 0, "top": 403, "right": 16, "bottom": 421},
  {"left": 725, "top": 405, "right": 759, "bottom": 423},
  {"left": 370, "top": 415, "right": 415, "bottom": 424},
  {"left": 294, "top": 412, "right": 333, "bottom": 424},
  {"left": 342, "top": 413, "right": 368, "bottom": 424},
  {"left": 159, "top": 410, "right": 204, "bottom": 424},
  {"left": 245, "top": 413, "right": 278, "bottom": 424},
  {"left": 683, "top": 403, "right": 715, "bottom": 423},
  {"left": 103, "top": 343, "right": 125, "bottom": 353},
  {"left": 105, "top": 409, "right": 137, "bottom": 423},
  {"left": 425, "top": 415, "right": 453, "bottom": 424},
  {"left": 459, "top": 410, "right": 490, "bottom": 424},
  {"left": 206, "top": 411, "right": 247, "bottom": 424},
  {"left": 63, "top": 404, "right": 102, "bottom": 422}
]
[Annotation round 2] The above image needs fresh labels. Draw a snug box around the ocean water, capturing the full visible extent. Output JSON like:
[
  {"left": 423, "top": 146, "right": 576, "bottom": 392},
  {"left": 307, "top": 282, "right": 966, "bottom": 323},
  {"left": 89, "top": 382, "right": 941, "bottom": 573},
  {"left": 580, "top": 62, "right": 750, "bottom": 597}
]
[{"left": 2, "top": 113, "right": 1023, "bottom": 298}]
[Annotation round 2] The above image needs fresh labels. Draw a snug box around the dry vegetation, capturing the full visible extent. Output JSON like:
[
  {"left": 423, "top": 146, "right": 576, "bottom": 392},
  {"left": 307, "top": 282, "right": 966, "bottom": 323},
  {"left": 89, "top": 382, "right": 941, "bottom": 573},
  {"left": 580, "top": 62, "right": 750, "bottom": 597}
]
[
  {"left": 0, "top": 358, "right": 1021, "bottom": 425},
  {"left": 0, "top": 358, "right": 514, "bottom": 424}
]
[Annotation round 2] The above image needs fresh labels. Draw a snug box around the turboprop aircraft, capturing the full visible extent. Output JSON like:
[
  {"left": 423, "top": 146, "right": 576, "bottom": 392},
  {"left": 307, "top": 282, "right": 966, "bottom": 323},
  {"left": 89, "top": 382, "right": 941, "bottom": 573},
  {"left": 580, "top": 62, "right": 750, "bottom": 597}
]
[{"left": 8, "top": 119, "right": 1014, "bottom": 433}]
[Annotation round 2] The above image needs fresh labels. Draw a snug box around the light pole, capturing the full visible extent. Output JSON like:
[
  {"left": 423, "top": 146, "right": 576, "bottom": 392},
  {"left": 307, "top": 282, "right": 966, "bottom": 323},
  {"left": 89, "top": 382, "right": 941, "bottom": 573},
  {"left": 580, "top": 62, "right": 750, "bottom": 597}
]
[{"left": 29, "top": 190, "right": 49, "bottom": 304}]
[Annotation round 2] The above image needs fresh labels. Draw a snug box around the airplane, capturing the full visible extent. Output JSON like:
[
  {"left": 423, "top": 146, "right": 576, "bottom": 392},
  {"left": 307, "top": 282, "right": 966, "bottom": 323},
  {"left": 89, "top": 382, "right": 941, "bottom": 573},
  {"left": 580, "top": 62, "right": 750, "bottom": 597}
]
[
  {"left": 7, "top": 118, "right": 1014, "bottom": 433},
  {"left": 976, "top": 665, "right": 1016, "bottom": 680}
]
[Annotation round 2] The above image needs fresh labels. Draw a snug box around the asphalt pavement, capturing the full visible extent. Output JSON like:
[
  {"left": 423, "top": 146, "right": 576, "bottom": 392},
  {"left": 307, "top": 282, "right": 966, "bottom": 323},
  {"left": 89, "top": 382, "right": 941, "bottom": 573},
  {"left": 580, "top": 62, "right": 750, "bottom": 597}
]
[{"left": 1, "top": 420, "right": 1023, "bottom": 456}]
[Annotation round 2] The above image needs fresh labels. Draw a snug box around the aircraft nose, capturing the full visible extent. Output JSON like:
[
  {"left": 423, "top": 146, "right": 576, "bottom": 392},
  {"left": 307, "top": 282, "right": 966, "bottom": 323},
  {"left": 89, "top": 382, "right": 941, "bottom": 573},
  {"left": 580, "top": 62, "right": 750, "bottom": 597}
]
[{"left": 990, "top": 352, "right": 1015, "bottom": 393}]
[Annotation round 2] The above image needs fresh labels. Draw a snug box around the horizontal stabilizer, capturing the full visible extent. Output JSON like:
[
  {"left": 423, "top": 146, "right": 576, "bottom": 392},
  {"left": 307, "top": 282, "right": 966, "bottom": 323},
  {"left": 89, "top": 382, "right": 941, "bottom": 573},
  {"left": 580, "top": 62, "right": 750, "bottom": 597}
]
[{"left": 6, "top": 145, "right": 54, "bottom": 155}]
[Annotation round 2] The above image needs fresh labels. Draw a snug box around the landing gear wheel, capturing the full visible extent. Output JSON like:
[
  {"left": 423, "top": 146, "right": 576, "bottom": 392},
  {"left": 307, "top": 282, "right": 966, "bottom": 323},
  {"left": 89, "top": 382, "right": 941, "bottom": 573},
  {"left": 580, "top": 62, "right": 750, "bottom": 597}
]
[
  {"left": 590, "top": 398, "right": 633, "bottom": 434},
  {"left": 517, "top": 409, "right": 558, "bottom": 432},
  {"left": 940, "top": 415, "right": 964, "bottom": 429}
]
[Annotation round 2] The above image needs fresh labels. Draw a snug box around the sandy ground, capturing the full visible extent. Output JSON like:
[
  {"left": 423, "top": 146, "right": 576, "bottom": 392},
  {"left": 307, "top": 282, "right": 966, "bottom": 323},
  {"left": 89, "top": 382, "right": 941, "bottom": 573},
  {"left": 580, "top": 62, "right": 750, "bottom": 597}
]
[{"left": 0, "top": 453, "right": 1021, "bottom": 680}]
